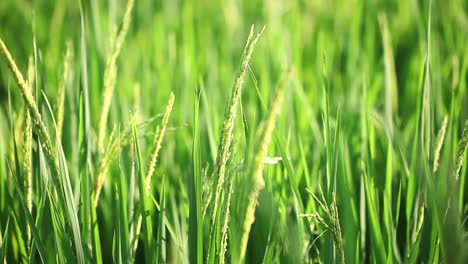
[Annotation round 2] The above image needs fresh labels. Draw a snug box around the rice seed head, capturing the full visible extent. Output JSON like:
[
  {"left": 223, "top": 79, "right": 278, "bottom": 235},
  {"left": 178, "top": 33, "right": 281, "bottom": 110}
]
[
  {"left": 0, "top": 38, "right": 59, "bottom": 176},
  {"left": 145, "top": 92, "right": 175, "bottom": 187},
  {"left": 131, "top": 93, "right": 175, "bottom": 253},
  {"left": 239, "top": 68, "right": 293, "bottom": 262},
  {"left": 307, "top": 187, "right": 345, "bottom": 263},
  {"left": 433, "top": 116, "right": 448, "bottom": 172},
  {"left": 330, "top": 193, "right": 345, "bottom": 264},
  {"left": 94, "top": 0, "right": 135, "bottom": 205},
  {"left": 94, "top": 117, "right": 160, "bottom": 207},
  {"left": 23, "top": 107, "right": 32, "bottom": 197},
  {"left": 57, "top": 40, "right": 73, "bottom": 140},
  {"left": 211, "top": 25, "right": 264, "bottom": 227},
  {"left": 378, "top": 13, "right": 399, "bottom": 135},
  {"left": 93, "top": 125, "right": 118, "bottom": 207},
  {"left": 455, "top": 120, "right": 468, "bottom": 180},
  {"left": 251, "top": 69, "right": 292, "bottom": 188},
  {"left": 98, "top": 0, "right": 135, "bottom": 152},
  {"left": 23, "top": 56, "right": 34, "bottom": 243},
  {"left": 219, "top": 174, "right": 234, "bottom": 264},
  {"left": 207, "top": 26, "right": 264, "bottom": 262},
  {"left": 202, "top": 166, "right": 212, "bottom": 219}
]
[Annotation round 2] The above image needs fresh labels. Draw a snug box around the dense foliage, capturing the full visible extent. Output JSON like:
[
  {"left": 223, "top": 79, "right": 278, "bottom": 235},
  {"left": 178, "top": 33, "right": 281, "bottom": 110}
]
[{"left": 0, "top": 0, "right": 467, "bottom": 263}]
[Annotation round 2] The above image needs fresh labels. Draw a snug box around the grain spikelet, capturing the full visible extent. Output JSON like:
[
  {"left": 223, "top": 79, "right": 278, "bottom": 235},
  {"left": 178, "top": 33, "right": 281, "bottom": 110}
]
[
  {"left": 0, "top": 38, "right": 58, "bottom": 176},
  {"left": 23, "top": 56, "right": 34, "bottom": 243},
  {"left": 145, "top": 92, "right": 175, "bottom": 187},
  {"left": 306, "top": 187, "right": 345, "bottom": 264},
  {"left": 378, "top": 13, "right": 398, "bottom": 135},
  {"left": 93, "top": 115, "right": 165, "bottom": 207},
  {"left": 211, "top": 25, "right": 264, "bottom": 229},
  {"left": 239, "top": 68, "right": 293, "bottom": 262},
  {"left": 97, "top": 0, "right": 135, "bottom": 152},
  {"left": 132, "top": 93, "right": 175, "bottom": 252},
  {"left": 433, "top": 116, "right": 448, "bottom": 173},
  {"left": 219, "top": 174, "right": 234, "bottom": 264}
]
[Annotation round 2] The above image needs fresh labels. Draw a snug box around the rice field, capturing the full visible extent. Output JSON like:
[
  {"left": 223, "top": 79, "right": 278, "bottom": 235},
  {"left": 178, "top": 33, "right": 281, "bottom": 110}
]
[{"left": 0, "top": 0, "right": 467, "bottom": 263}]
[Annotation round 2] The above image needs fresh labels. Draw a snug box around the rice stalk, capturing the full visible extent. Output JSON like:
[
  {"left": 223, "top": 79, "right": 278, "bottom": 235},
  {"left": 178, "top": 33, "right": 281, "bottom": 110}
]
[
  {"left": 210, "top": 24, "right": 264, "bottom": 233},
  {"left": 131, "top": 93, "right": 175, "bottom": 252},
  {"left": 306, "top": 187, "right": 345, "bottom": 264},
  {"left": 239, "top": 68, "right": 292, "bottom": 263},
  {"left": 23, "top": 56, "right": 34, "bottom": 243},
  {"left": 433, "top": 116, "right": 448, "bottom": 173},
  {"left": 94, "top": 126, "right": 120, "bottom": 207},
  {"left": 0, "top": 38, "right": 59, "bottom": 176},
  {"left": 219, "top": 172, "right": 234, "bottom": 264},
  {"left": 455, "top": 120, "right": 468, "bottom": 180},
  {"left": 145, "top": 92, "right": 174, "bottom": 187},
  {"left": 57, "top": 41, "right": 73, "bottom": 140},
  {"left": 378, "top": 13, "right": 399, "bottom": 135},
  {"left": 0, "top": 37, "right": 85, "bottom": 259},
  {"left": 202, "top": 166, "right": 211, "bottom": 219},
  {"left": 93, "top": 114, "right": 164, "bottom": 207},
  {"left": 97, "top": 0, "right": 134, "bottom": 152},
  {"left": 131, "top": 115, "right": 155, "bottom": 262}
]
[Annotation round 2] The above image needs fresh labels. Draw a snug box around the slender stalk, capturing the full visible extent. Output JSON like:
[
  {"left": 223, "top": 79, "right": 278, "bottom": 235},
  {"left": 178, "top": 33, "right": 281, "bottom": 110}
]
[
  {"left": 93, "top": 115, "right": 165, "bottom": 207},
  {"left": 239, "top": 69, "right": 293, "bottom": 262},
  {"left": 219, "top": 174, "right": 234, "bottom": 264},
  {"left": 132, "top": 93, "right": 174, "bottom": 253},
  {"left": 97, "top": 0, "right": 134, "bottom": 152},
  {"left": 0, "top": 38, "right": 58, "bottom": 176},
  {"left": 209, "top": 25, "right": 264, "bottom": 252},
  {"left": 23, "top": 57, "right": 34, "bottom": 244},
  {"left": 433, "top": 116, "right": 448, "bottom": 173}
]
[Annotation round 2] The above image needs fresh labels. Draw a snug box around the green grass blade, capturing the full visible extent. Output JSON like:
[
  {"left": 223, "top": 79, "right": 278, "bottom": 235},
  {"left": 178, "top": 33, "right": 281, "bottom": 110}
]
[
  {"left": 132, "top": 116, "right": 154, "bottom": 263},
  {"left": 10, "top": 211, "right": 28, "bottom": 262},
  {"left": 189, "top": 88, "right": 203, "bottom": 264},
  {"left": 117, "top": 150, "right": 130, "bottom": 263},
  {"left": 0, "top": 214, "right": 10, "bottom": 262},
  {"left": 13, "top": 171, "right": 47, "bottom": 263},
  {"left": 155, "top": 178, "right": 166, "bottom": 263}
]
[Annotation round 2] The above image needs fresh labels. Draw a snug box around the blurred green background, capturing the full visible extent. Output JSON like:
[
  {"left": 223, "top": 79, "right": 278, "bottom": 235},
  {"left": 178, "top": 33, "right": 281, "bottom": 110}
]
[{"left": 0, "top": 0, "right": 467, "bottom": 263}]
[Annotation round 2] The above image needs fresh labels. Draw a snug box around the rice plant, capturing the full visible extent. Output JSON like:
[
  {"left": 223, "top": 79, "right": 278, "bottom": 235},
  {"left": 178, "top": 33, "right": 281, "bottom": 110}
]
[{"left": 0, "top": 0, "right": 466, "bottom": 263}]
